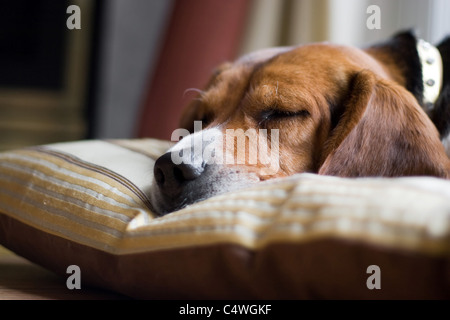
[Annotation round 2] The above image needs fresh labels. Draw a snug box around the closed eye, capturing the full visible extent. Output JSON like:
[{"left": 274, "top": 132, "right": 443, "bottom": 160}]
[{"left": 258, "top": 109, "right": 310, "bottom": 126}]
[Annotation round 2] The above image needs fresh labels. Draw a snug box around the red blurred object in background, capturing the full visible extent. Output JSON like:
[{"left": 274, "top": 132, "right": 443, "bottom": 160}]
[{"left": 137, "top": 0, "right": 251, "bottom": 140}]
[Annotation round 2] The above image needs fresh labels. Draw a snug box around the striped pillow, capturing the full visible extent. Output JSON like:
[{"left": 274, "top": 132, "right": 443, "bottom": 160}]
[{"left": 0, "top": 138, "right": 449, "bottom": 299}]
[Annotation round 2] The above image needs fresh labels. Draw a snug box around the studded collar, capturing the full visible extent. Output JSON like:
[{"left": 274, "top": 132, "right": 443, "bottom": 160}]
[{"left": 417, "top": 39, "right": 443, "bottom": 110}]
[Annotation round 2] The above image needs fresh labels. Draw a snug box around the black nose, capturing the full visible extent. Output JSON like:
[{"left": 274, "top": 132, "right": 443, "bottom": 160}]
[{"left": 153, "top": 152, "right": 204, "bottom": 197}]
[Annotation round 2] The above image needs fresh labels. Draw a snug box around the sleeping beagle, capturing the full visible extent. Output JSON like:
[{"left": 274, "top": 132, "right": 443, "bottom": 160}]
[{"left": 150, "top": 30, "right": 450, "bottom": 215}]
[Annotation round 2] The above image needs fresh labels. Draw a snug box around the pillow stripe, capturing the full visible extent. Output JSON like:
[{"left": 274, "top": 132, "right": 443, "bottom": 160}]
[
  {"left": 1, "top": 151, "right": 142, "bottom": 209},
  {"left": 0, "top": 149, "right": 152, "bottom": 252},
  {"left": 0, "top": 187, "right": 126, "bottom": 250},
  {"left": 35, "top": 147, "right": 154, "bottom": 211},
  {"left": 0, "top": 184, "right": 126, "bottom": 237},
  {"left": 0, "top": 169, "right": 132, "bottom": 226},
  {"left": 0, "top": 161, "right": 135, "bottom": 222},
  {"left": 133, "top": 176, "right": 449, "bottom": 253}
]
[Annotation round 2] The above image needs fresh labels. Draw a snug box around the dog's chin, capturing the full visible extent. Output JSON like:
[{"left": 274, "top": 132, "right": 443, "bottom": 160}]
[
  {"left": 149, "top": 168, "right": 261, "bottom": 216},
  {"left": 148, "top": 184, "right": 185, "bottom": 216}
]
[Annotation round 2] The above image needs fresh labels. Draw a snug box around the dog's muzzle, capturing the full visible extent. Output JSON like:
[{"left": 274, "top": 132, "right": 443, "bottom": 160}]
[{"left": 149, "top": 128, "right": 260, "bottom": 215}]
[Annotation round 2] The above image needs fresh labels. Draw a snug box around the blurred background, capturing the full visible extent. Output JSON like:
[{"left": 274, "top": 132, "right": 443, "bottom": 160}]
[{"left": 0, "top": 0, "right": 449, "bottom": 151}]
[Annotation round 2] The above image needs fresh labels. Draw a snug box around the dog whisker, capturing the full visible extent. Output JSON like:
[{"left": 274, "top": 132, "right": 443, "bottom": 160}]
[{"left": 184, "top": 88, "right": 206, "bottom": 99}]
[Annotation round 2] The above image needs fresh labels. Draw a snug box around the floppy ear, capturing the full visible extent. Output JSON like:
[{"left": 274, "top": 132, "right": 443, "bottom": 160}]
[{"left": 319, "top": 70, "right": 450, "bottom": 178}]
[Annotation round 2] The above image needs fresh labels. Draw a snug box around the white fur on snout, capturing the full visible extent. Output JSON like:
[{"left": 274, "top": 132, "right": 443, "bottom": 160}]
[
  {"left": 170, "top": 125, "right": 281, "bottom": 177},
  {"left": 151, "top": 125, "right": 280, "bottom": 213},
  {"left": 170, "top": 127, "right": 224, "bottom": 166}
]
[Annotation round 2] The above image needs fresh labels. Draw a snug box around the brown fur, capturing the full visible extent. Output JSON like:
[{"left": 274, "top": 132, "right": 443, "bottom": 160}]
[{"left": 180, "top": 43, "right": 450, "bottom": 180}]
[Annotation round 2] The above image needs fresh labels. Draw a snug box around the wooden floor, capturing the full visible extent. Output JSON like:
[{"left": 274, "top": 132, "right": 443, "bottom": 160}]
[{"left": 0, "top": 246, "right": 129, "bottom": 300}]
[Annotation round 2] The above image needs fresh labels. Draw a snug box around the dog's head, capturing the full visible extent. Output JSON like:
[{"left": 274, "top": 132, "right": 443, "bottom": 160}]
[{"left": 150, "top": 31, "right": 450, "bottom": 215}]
